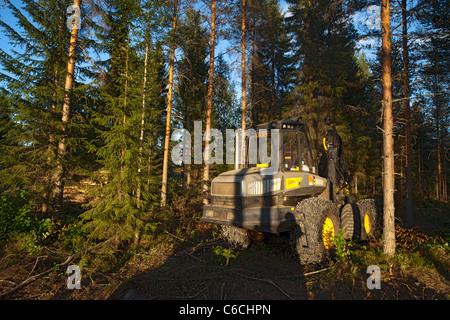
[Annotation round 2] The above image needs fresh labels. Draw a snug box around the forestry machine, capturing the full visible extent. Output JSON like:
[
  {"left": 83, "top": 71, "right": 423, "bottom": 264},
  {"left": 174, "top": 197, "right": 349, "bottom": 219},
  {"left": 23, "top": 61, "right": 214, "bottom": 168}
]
[{"left": 201, "top": 117, "right": 382, "bottom": 264}]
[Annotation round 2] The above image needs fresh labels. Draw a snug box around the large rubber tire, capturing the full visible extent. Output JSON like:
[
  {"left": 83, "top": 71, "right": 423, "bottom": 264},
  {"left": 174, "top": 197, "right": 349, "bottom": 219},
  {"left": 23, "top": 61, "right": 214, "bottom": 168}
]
[
  {"left": 221, "top": 225, "right": 252, "bottom": 249},
  {"left": 340, "top": 203, "right": 362, "bottom": 240},
  {"left": 290, "top": 198, "right": 341, "bottom": 265},
  {"left": 357, "top": 199, "right": 383, "bottom": 240}
]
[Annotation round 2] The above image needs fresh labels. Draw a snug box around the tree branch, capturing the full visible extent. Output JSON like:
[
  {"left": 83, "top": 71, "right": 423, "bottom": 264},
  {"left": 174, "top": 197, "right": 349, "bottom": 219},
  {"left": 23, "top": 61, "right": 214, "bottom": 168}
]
[{"left": 0, "top": 238, "right": 113, "bottom": 299}]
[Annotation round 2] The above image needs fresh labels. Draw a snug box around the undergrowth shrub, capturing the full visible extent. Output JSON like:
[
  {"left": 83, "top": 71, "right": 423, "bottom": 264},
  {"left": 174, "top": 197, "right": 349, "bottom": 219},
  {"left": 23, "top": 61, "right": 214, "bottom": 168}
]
[{"left": 0, "top": 189, "right": 53, "bottom": 253}]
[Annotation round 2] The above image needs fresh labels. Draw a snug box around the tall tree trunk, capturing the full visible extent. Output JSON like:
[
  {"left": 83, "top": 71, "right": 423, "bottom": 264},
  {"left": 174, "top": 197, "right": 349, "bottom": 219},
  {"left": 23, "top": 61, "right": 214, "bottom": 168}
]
[
  {"left": 442, "top": 150, "right": 448, "bottom": 201},
  {"left": 240, "top": 0, "right": 247, "bottom": 169},
  {"left": 435, "top": 85, "right": 442, "bottom": 201},
  {"left": 161, "top": 0, "right": 178, "bottom": 207},
  {"left": 137, "top": 14, "right": 150, "bottom": 207},
  {"left": 402, "top": 0, "right": 413, "bottom": 227},
  {"left": 381, "top": 0, "right": 396, "bottom": 257},
  {"left": 443, "top": 151, "right": 447, "bottom": 201},
  {"left": 203, "top": 0, "right": 216, "bottom": 205},
  {"left": 418, "top": 141, "right": 423, "bottom": 195},
  {"left": 250, "top": 15, "right": 257, "bottom": 125},
  {"left": 42, "top": 69, "right": 59, "bottom": 217},
  {"left": 52, "top": 0, "right": 81, "bottom": 217},
  {"left": 119, "top": 44, "right": 129, "bottom": 195}
]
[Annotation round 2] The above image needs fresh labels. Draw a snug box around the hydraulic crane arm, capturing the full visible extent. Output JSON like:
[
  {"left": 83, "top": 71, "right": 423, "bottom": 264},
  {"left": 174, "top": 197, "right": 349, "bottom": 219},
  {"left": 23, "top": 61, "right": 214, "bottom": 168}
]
[{"left": 324, "top": 129, "right": 350, "bottom": 202}]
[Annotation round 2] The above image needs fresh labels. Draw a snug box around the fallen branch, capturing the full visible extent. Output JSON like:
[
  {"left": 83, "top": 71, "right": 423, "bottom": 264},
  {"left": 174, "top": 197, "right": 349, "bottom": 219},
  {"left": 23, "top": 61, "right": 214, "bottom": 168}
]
[
  {"left": 273, "top": 266, "right": 333, "bottom": 279},
  {"left": 173, "top": 239, "right": 221, "bottom": 257},
  {"left": 26, "top": 255, "right": 48, "bottom": 279},
  {"left": 231, "top": 271, "right": 293, "bottom": 300},
  {"left": 303, "top": 266, "right": 333, "bottom": 277},
  {"left": 0, "top": 238, "right": 113, "bottom": 299},
  {"left": 0, "top": 254, "right": 74, "bottom": 299}
]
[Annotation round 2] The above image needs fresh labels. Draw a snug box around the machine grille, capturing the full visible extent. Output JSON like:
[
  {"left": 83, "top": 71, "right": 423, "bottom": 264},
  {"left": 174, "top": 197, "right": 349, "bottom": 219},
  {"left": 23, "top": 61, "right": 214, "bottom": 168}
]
[{"left": 211, "top": 182, "right": 241, "bottom": 195}]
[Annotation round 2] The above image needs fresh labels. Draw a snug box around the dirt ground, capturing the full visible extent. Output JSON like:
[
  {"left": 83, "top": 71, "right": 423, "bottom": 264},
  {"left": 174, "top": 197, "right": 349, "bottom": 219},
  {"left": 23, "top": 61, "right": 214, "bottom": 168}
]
[{"left": 1, "top": 235, "right": 449, "bottom": 301}]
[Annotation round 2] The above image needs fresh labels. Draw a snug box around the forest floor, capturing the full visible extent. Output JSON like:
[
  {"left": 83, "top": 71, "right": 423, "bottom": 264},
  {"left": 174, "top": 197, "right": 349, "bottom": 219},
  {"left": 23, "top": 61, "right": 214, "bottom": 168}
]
[
  {"left": 0, "top": 187, "right": 449, "bottom": 301},
  {"left": 0, "top": 229, "right": 449, "bottom": 301}
]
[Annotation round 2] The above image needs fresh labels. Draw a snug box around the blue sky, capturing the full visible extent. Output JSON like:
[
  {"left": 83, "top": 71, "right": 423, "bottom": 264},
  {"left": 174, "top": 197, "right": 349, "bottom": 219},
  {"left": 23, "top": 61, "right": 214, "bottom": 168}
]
[{"left": 0, "top": 0, "right": 382, "bottom": 90}]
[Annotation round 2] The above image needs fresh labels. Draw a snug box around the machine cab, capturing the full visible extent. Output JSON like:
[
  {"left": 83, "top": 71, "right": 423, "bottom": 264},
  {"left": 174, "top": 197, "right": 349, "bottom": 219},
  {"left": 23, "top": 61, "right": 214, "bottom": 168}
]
[{"left": 246, "top": 117, "right": 316, "bottom": 175}]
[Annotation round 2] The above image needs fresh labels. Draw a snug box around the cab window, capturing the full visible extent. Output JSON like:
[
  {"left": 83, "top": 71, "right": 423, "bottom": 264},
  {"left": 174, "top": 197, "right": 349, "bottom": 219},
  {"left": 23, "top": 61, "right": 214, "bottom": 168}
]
[
  {"left": 283, "top": 131, "right": 298, "bottom": 171},
  {"left": 282, "top": 129, "right": 314, "bottom": 172}
]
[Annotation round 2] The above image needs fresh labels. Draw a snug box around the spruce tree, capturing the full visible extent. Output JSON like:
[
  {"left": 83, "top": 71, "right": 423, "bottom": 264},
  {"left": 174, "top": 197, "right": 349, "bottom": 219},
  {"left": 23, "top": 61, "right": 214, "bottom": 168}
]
[
  {"left": 81, "top": 0, "right": 144, "bottom": 245},
  {"left": 249, "top": 0, "right": 293, "bottom": 125},
  {"left": 0, "top": 0, "right": 90, "bottom": 216},
  {"left": 286, "top": 0, "right": 369, "bottom": 172},
  {"left": 81, "top": 0, "right": 168, "bottom": 245},
  {"left": 174, "top": 7, "right": 209, "bottom": 190},
  {"left": 415, "top": 0, "right": 449, "bottom": 201},
  {"left": 175, "top": 7, "right": 209, "bottom": 133},
  {"left": 214, "top": 55, "right": 239, "bottom": 133}
]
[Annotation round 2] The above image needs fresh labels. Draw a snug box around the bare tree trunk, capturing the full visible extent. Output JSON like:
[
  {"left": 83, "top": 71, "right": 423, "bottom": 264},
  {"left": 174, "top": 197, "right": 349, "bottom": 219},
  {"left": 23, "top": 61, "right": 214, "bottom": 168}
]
[
  {"left": 442, "top": 151, "right": 447, "bottom": 201},
  {"left": 240, "top": 0, "right": 246, "bottom": 168},
  {"left": 203, "top": 0, "right": 216, "bottom": 205},
  {"left": 52, "top": 0, "right": 81, "bottom": 217},
  {"left": 436, "top": 93, "right": 442, "bottom": 201},
  {"left": 402, "top": 0, "right": 413, "bottom": 227},
  {"left": 381, "top": 0, "right": 396, "bottom": 257},
  {"left": 119, "top": 44, "right": 130, "bottom": 196},
  {"left": 418, "top": 141, "right": 423, "bottom": 195},
  {"left": 137, "top": 18, "right": 150, "bottom": 207},
  {"left": 250, "top": 14, "right": 257, "bottom": 125},
  {"left": 443, "top": 151, "right": 447, "bottom": 201},
  {"left": 42, "top": 69, "right": 59, "bottom": 217},
  {"left": 161, "top": 0, "right": 178, "bottom": 207}
]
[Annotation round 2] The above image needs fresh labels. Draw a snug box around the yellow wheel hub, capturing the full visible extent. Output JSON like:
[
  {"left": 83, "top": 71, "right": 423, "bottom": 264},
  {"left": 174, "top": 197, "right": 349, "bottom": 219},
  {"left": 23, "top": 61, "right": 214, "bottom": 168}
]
[
  {"left": 322, "top": 217, "right": 335, "bottom": 250},
  {"left": 364, "top": 214, "right": 371, "bottom": 235},
  {"left": 247, "top": 230, "right": 264, "bottom": 242}
]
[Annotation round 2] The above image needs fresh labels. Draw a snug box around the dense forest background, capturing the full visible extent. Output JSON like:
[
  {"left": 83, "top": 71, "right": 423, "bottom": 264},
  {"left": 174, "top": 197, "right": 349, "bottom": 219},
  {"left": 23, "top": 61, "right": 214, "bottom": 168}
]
[{"left": 0, "top": 0, "right": 448, "bottom": 256}]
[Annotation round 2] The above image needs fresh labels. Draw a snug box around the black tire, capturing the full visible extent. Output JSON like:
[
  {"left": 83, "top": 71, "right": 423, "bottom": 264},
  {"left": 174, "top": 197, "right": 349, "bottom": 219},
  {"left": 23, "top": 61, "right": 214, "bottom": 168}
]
[
  {"left": 289, "top": 198, "right": 341, "bottom": 264},
  {"left": 221, "top": 225, "right": 251, "bottom": 249},
  {"left": 357, "top": 199, "right": 383, "bottom": 240},
  {"left": 340, "top": 203, "right": 362, "bottom": 240}
]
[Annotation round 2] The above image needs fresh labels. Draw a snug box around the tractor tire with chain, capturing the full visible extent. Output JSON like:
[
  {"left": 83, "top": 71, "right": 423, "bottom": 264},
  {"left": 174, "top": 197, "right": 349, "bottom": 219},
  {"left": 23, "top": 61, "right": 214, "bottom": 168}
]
[
  {"left": 221, "top": 225, "right": 252, "bottom": 249},
  {"left": 357, "top": 199, "right": 383, "bottom": 240},
  {"left": 340, "top": 203, "right": 362, "bottom": 240},
  {"left": 289, "top": 197, "right": 341, "bottom": 264}
]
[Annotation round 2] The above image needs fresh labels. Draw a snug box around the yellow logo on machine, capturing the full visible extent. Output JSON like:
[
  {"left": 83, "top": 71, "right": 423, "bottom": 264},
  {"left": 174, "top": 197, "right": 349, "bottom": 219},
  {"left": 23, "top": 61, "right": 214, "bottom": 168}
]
[{"left": 286, "top": 177, "right": 302, "bottom": 189}]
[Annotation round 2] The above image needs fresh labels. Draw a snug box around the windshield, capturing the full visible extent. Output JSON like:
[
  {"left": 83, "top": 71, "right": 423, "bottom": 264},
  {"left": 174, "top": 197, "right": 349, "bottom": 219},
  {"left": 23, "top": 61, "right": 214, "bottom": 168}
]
[
  {"left": 283, "top": 131, "right": 298, "bottom": 170},
  {"left": 282, "top": 129, "right": 314, "bottom": 172},
  {"left": 247, "top": 130, "right": 275, "bottom": 168},
  {"left": 299, "top": 129, "right": 314, "bottom": 172},
  {"left": 244, "top": 127, "right": 315, "bottom": 173}
]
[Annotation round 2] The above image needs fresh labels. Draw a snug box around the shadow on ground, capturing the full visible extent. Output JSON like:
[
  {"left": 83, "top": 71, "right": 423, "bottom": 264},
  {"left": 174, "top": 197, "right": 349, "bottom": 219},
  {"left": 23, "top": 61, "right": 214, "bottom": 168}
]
[
  {"left": 108, "top": 236, "right": 312, "bottom": 300},
  {"left": 1, "top": 233, "right": 448, "bottom": 300},
  {"left": 106, "top": 235, "right": 450, "bottom": 300}
]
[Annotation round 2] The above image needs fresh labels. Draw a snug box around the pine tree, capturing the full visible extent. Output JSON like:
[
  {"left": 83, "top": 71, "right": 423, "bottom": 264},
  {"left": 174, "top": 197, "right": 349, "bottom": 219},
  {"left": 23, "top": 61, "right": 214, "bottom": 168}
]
[
  {"left": 240, "top": 0, "right": 247, "bottom": 168},
  {"left": 203, "top": 0, "right": 217, "bottom": 205},
  {"left": 381, "top": 0, "right": 396, "bottom": 257},
  {"left": 161, "top": 0, "right": 178, "bottom": 207}
]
